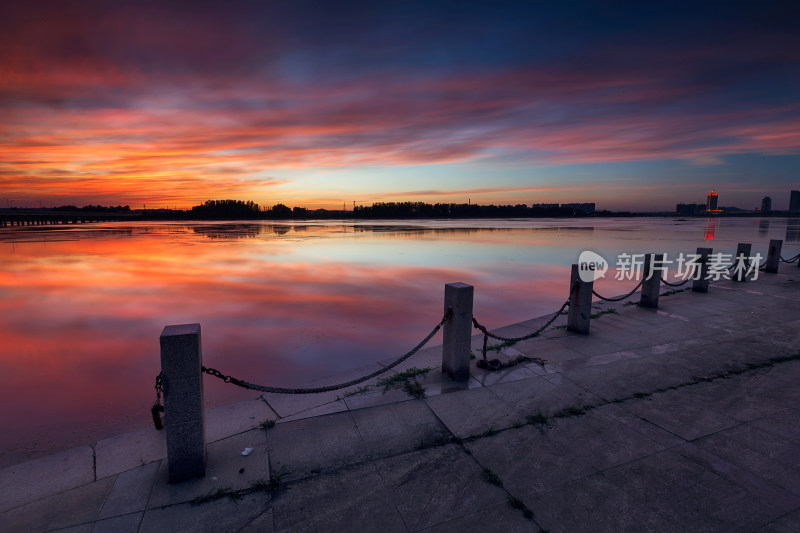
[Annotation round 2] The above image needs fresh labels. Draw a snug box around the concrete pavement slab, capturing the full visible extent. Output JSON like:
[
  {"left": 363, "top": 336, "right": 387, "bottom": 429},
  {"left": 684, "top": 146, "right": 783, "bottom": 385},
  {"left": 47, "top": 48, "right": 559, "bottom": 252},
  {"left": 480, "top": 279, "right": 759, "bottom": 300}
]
[
  {"left": 512, "top": 337, "right": 586, "bottom": 363},
  {"left": 467, "top": 410, "right": 667, "bottom": 502},
  {"left": 602, "top": 449, "right": 786, "bottom": 532},
  {"left": 621, "top": 390, "right": 740, "bottom": 441},
  {"left": 51, "top": 525, "right": 93, "bottom": 533},
  {"left": 488, "top": 375, "right": 603, "bottom": 418},
  {"left": 343, "top": 386, "right": 414, "bottom": 410},
  {"left": 238, "top": 508, "right": 274, "bottom": 533},
  {"left": 756, "top": 508, "right": 800, "bottom": 532},
  {"left": 373, "top": 444, "right": 507, "bottom": 532},
  {"left": 596, "top": 403, "right": 686, "bottom": 448},
  {"left": 674, "top": 442, "right": 800, "bottom": 516},
  {"left": 424, "top": 387, "right": 524, "bottom": 439},
  {"left": 556, "top": 356, "right": 706, "bottom": 403},
  {"left": 91, "top": 512, "right": 143, "bottom": 533},
  {"left": 139, "top": 493, "right": 267, "bottom": 533},
  {"left": 0, "top": 445, "right": 95, "bottom": 513},
  {"left": 673, "top": 378, "right": 787, "bottom": 423},
  {"left": 205, "top": 398, "right": 276, "bottom": 443},
  {"left": 750, "top": 408, "right": 800, "bottom": 442},
  {"left": 1, "top": 475, "right": 114, "bottom": 532},
  {"left": 415, "top": 505, "right": 536, "bottom": 532},
  {"left": 275, "top": 399, "right": 348, "bottom": 423},
  {"left": 527, "top": 472, "right": 681, "bottom": 533},
  {"left": 95, "top": 427, "right": 166, "bottom": 481},
  {"left": 694, "top": 423, "right": 800, "bottom": 497},
  {"left": 271, "top": 462, "right": 405, "bottom": 533},
  {"left": 551, "top": 411, "right": 667, "bottom": 472},
  {"left": 266, "top": 410, "right": 367, "bottom": 482},
  {"left": 471, "top": 359, "right": 539, "bottom": 387},
  {"left": 465, "top": 424, "right": 597, "bottom": 501},
  {"left": 412, "top": 369, "right": 483, "bottom": 397},
  {"left": 350, "top": 400, "right": 450, "bottom": 459},
  {"left": 98, "top": 461, "right": 160, "bottom": 519},
  {"left": 148, "top": 429, "right": 269, "bottom": 508}
]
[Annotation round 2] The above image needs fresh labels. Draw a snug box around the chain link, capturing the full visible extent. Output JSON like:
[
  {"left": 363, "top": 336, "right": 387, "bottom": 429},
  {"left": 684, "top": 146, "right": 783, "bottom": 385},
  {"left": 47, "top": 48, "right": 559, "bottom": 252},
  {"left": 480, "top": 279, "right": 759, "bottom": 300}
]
[
  {"left": 780, "top": 253, "right": 800, "bottom": 263},
  {"left": 151, "top": 373, "right": 164, "bottom": 430},
  {"left": 472, "top": 299, "right": 569, "bottom": 346},
  {"left": 471, "top": 283, "right": 572, "bottom": 366},
  {"left": 660, "top": 277, "right": 691, "bottom": 287},
  {"left": 591, "top": 279, "right": 644, "bottom": 302},
  {"left": 198, "top": 309, "right": 452, "bottom": 395}
]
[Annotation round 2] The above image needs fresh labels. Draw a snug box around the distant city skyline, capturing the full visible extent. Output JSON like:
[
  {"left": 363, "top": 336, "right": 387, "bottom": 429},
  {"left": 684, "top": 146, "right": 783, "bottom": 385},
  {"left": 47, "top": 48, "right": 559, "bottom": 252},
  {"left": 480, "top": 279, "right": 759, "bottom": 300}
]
[
  {"left": 1, "top": 1, "right": 799, "bottom": 211},
  {"left": 3, "top": 188, "right": 800, "bottom": 214}
]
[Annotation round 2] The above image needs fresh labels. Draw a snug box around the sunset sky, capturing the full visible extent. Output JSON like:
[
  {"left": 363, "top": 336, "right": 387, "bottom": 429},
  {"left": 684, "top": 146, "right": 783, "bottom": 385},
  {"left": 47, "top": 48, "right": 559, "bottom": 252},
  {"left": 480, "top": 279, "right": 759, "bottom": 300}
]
[{"left": 1, "top": 0, "right": 799, "bottom": 211}]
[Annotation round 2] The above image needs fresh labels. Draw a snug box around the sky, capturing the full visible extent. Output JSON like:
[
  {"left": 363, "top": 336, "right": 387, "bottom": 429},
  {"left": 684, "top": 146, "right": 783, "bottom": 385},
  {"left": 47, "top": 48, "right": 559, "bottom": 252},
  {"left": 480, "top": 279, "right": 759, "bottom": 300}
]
[{"left": 1, "top": 0, "right": 799, "bottom": 211}]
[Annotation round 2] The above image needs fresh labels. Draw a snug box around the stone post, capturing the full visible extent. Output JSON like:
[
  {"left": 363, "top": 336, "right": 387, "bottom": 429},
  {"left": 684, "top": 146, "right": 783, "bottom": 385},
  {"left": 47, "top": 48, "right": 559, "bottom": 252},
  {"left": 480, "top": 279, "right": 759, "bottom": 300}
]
[
  {"left": 567, "top": 264, "right": 592, "bottom": 334},
  {"left": 160, "top": 323, "right": 207, "bottom": 483},
  {"left": 442, "top": 283, "right": 473, "bottom": 382},
  {"left": 732, "top": 243, "right": 751, "bottom": 282},
  {"left": 692, "top": 247, "right": 712, "bottom": 293},
  {"left": 765, "top": 239, "right": 782, "bottom": 274},
  {"left": 640, "top": 253, "right": 664, "bottom": 309}
]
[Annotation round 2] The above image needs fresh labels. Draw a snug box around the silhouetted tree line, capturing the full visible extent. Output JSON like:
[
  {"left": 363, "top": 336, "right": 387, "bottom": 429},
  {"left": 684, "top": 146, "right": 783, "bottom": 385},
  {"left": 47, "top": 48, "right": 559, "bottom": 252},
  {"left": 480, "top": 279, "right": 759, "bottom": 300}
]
[
  {"left": 181, "top": 199, "right": 599, "bottom": 219},
  {"left": 190, "top": 199, "right": 261, "bottom": 219}
]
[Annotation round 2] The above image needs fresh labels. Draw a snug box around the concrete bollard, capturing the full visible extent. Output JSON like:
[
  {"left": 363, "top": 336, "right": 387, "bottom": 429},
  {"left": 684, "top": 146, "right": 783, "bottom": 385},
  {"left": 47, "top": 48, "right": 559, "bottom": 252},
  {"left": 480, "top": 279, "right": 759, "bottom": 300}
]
[
  {"left": 732, "top": 243, "right": 751, "bottom": 282},
  {"left": 765, "top": 239, "right": 782, "bottom": 274},
  {"left": 692, "top": 247, "right": 712, "bottom": 293},
  {"left": 567, "top": 264, "right": 592, "bottom": 334},
  {"left": 442, "top": 283, "right": 473, "bottom": 382},
  {"left": 640, "top": 253, "right": 664, "bottom": 309},
  {"left": 160, "top": 323, "right": 207, "bottom": 483}
]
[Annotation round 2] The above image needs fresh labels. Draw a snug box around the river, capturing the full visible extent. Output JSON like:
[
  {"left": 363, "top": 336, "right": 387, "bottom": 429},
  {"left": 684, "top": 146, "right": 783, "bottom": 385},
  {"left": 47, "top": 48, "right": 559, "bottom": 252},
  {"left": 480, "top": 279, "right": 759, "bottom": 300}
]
[{"left": 0, "top": 216, "right": 797, "bottom": 466}]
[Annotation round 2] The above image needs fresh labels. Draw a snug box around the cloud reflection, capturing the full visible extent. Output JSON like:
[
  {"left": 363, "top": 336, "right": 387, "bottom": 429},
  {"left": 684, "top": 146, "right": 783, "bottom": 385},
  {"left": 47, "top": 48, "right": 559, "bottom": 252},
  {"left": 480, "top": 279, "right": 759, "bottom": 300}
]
[{"left": 0, "top": 221, "right": 577, "bottom": 465}]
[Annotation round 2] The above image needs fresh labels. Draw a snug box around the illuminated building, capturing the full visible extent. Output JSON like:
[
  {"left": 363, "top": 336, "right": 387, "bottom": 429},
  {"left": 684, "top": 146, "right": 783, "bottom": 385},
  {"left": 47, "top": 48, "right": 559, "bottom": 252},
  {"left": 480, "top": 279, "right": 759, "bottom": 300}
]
[{"left": 706, "top": 191, "right": 719, "bottom": 213}]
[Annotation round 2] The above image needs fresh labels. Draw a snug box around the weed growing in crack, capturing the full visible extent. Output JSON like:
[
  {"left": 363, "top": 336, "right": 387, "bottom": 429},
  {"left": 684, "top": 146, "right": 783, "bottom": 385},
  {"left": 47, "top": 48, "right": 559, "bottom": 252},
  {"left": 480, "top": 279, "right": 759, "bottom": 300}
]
[
  {"left": 376, "top": 366, "right": 433, "bottom": 398},
  {"left": 527, "top": 412, "right": 548, "bottom": 425},
  {"left": 507, "top": 495, "right": 535, "bottom": 519},
  {"left": 191, "top": 488, "right": 232, "bottom": 505},
  {"left": 482, "top": 468, "right": 503, "bottom": 487},
  {"left": 343, "top": 385, "right": 374, "bottom": 398}
]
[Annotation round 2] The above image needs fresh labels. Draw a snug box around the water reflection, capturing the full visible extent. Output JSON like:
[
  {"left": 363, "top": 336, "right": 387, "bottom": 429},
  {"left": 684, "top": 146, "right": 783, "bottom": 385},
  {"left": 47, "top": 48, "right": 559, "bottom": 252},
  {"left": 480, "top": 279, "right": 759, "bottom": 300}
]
[
  {"left": 703, "top": 217, "right": 718, "bottom": 241},
  {"left": 759, "top": 219, "right": 770, "bottom": 235},
  {"left": 192, "top": 224, "right": 266, "bottom": 239},
  {"left": 786, "top": 219, "right": 800, "bottom": 243},
  {"left": 0, "top": 217, "right": 795, "bottom": 466}
]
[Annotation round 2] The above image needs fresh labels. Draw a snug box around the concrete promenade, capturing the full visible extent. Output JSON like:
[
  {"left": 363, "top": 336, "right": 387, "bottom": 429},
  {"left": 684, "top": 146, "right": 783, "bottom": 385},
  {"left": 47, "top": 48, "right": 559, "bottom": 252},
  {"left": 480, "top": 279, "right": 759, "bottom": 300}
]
[{"left": 2, "top": 263, "right": 800, "bottom": 532}]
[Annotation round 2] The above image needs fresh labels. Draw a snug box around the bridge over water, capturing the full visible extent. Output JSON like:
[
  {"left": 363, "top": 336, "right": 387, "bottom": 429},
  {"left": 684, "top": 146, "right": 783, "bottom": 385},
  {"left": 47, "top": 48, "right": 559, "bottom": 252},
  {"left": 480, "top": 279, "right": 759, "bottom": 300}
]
[{"left": 0, "top": 210, "right": 139, "bottom": 227}]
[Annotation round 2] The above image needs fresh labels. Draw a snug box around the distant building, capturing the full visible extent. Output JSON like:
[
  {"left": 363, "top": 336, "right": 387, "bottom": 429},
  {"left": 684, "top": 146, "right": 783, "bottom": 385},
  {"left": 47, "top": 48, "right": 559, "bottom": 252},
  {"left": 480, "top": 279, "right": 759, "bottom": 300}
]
[
  {"left": 706, "top": 191, "right": 719, "bottom": 213},
  {"left": 532, "top": 203, "right": 560, "bottom": 209},
  {"left": 561, "top": 202, "right": 595, "bottom": 215},
  {"left": 761, "top": 196, "right": 772, "bottom": 213},
  {"left": 791, "top": 190, "right": 800, "bottom": 212},
  {"left": 676, "top": 203, "right": 705, "bottom": 216}
]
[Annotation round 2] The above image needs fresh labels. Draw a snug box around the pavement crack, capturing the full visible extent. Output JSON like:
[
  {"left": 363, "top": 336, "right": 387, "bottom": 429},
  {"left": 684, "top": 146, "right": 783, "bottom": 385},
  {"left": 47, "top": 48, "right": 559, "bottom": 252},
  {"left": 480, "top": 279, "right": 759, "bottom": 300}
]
[
  {"left": 90, "top": 444, "right": 97, "bottom": 482},
  {"left": 257, "top": 395, "right": 280, "bottom": 419}
]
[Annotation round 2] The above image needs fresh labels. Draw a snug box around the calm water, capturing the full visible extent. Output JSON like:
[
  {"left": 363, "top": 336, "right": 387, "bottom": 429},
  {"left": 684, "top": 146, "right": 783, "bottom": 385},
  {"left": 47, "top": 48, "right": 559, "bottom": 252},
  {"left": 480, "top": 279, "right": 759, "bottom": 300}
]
[{"left": 1, "top": 217, "right": 798, "bottom": 466}]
